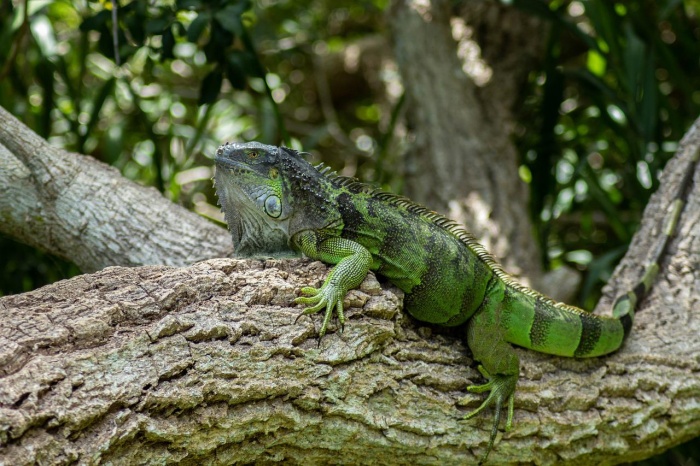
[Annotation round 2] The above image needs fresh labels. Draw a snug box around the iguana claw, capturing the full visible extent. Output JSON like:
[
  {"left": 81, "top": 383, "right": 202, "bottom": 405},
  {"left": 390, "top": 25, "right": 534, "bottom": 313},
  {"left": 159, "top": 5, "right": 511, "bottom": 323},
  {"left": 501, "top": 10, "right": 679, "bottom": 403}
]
[
  {"left": 294, "top": 283, "right": 346, "bottom": 340},
  {"left": 462, "top": 365, "right": 517, "bottom": 464}
]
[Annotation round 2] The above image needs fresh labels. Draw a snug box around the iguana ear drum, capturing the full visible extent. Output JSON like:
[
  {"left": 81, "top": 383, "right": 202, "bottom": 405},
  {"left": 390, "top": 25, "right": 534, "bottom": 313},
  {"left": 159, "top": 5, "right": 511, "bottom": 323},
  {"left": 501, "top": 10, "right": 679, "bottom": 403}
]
[{"left": 264, "top": 195, "right": 282, "bottom": 218}]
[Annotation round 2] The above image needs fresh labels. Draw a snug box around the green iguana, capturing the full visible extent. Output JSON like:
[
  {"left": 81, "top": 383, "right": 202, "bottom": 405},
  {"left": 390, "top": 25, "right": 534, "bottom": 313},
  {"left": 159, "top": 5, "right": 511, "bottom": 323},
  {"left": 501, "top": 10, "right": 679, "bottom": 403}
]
[{"left": 214, "top": 141, "right": 694, "bottom": 463}]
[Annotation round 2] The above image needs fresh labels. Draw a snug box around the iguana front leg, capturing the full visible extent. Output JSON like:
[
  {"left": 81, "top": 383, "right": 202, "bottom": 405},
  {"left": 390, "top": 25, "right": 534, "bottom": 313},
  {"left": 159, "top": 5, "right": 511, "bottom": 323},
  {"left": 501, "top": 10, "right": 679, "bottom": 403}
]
[{"left": 292, "top": 230, "right": 373, "bottom": 338}]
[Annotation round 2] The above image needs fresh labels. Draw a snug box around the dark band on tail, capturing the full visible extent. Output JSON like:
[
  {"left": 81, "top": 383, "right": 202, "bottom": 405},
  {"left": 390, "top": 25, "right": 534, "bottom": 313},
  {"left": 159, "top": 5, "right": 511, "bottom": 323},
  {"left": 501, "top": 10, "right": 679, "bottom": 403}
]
[
  {"left": 574, "top": 314, "right": 603, "bottom": 357},
  {"left": 619, "top": 312, "right": 633, "bottom": 337},
  {"left": 611, "top": 146, "right": 698, "bottom": 337}
]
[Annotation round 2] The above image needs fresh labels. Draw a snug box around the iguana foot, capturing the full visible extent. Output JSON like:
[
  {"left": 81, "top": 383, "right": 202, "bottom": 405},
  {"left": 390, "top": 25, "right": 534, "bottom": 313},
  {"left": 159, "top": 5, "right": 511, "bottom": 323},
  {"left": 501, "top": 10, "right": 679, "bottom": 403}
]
[
  {"left": 294, "top": 284, "right": 346, "bottom": 339},
  {"left": 463, "top": 365, "right": 517, "bottom": 464}
]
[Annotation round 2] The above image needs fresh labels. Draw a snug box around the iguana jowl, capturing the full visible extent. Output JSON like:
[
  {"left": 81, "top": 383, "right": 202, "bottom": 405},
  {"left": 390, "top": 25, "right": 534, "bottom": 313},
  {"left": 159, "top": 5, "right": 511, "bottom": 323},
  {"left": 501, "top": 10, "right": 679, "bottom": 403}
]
[{"left": 214, "top": 141, "right": 691, "bottom": 463}]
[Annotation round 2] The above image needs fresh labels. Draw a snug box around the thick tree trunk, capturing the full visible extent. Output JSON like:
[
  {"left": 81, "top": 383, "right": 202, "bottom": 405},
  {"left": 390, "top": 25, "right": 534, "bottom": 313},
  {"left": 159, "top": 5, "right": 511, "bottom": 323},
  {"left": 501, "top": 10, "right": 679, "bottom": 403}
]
[
  {"left": 389, "top": 0, "right": 547, "bottom": 284},
  {"left": 0, "top": 105, "right": 232, "bottom": 272},
  {"left": 1, "top": 118, "right": 699, "bottom": 464}
]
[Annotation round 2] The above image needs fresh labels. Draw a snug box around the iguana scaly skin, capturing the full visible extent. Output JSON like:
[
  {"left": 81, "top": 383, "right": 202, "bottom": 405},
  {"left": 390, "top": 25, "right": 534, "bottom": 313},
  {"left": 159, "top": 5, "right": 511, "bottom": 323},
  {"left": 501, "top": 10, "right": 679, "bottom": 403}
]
[{"left": 214, "top": 141, "right": 694, "bottom": 463}]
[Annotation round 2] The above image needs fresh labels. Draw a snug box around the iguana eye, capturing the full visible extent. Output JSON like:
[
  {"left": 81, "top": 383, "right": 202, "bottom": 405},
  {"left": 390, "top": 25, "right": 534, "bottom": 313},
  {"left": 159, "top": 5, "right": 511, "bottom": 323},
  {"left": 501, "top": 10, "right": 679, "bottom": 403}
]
[{"left": 248, "top": 151, "right": 259, "bottom": 159}]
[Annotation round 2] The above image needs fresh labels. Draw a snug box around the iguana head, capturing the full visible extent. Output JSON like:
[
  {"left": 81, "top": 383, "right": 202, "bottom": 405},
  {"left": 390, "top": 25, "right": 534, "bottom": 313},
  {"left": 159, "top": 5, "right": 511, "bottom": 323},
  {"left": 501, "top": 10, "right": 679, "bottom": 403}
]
[{"left": 214, "top": 141, "right": 340, "bottom": 257}]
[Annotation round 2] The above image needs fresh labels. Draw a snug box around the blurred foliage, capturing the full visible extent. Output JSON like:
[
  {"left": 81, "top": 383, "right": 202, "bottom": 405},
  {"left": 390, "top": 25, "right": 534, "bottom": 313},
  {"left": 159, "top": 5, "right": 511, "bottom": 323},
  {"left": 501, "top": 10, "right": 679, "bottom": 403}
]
[
  {"left": 0, "top": 0, "right": 699, "bottom": 462},
  {"left": 514, "top": 0, "right": 700, "bottom": 309}
]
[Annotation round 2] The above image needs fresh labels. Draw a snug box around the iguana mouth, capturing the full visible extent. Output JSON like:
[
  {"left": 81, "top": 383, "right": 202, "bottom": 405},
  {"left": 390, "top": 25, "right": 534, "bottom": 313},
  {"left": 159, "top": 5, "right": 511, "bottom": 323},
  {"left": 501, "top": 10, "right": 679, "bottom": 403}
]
[{"left": 214, "top": 157, "right": 253, "bottom": 174}]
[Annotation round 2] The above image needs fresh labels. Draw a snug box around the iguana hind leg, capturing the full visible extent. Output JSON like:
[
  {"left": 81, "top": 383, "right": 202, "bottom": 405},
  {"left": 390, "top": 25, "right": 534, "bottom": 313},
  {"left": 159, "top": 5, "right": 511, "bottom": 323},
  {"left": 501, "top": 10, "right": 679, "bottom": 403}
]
[{"left": 463, "top": 298, "right": 520, "bottom": 464}]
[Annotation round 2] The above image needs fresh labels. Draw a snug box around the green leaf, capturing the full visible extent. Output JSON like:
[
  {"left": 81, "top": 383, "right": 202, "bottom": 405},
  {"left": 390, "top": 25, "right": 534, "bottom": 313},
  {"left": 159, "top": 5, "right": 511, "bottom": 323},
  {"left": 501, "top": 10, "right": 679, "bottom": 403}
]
[
  {"left": 27, "top": 0, "right": 53, "bottom": 16},
  {"left": 79, "top": 77, "right": 116, "bottom": 152},
  {"left": 214, "top": 2, "right": 251, "bottom": 37},
  {"left": 660, "top": 0, "right": 683, "bottom": 20},
  {"left": 162, "top": 27, "right": 175, "bottom": 60},
  {"left": 30, "top": 15, "right": 58, "bottom": 58},
  {"left": 187, "top": 12, "right": 210, "bottom": 43},
  {"left": 638, "top": 53, "right": 657, "bottom": 141},
  {"left": 586, "top": 50, "right": 606, "bottom": 77},
  {"left": 35, "top": 58, "right": 55, "bottom": 138},
  {"left": 177, "top": 0, "right": 202, "bottom": 9},
  {"left": 145, "top": 17, "right": 170, "bottom": 34},
  {"left": 199, "top": 67, "right": 223, "bottom": 105},
  {"left": 204, "top": 22, "right": 233, "bottom": 62},
  {"left": 174, "top": 21, "right": 186, "bottom": 37},
  {"left": 623, "top": 24, "right": 645, "bottom": 96},
  {"left": 585, "top": 1, "right": 621, "bottom": 61},
  {"left": 226, "top": 52, "right": 248, "bottom": 89},
  {"left": 80, "top": 10, "right": 110, "bottom": 32},
  {"left": 125, "top": 13, "right": 146, "bottom": 44},
  {"left": 88, "top": 77, "right": 115, "bottom": 133}
]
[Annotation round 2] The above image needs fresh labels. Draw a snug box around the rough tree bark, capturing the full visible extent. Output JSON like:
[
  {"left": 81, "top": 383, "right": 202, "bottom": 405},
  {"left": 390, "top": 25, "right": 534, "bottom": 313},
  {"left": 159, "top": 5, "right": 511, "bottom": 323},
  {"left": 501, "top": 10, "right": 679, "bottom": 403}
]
[
  {"left": 1, "top": 117, "right": 699, "bottom": 464},
  {"left": 389, "top": 0, "right": 548, "bottom": 285},
  {"left": 0, "top": 106, "right": 232, "bottom": 272}
]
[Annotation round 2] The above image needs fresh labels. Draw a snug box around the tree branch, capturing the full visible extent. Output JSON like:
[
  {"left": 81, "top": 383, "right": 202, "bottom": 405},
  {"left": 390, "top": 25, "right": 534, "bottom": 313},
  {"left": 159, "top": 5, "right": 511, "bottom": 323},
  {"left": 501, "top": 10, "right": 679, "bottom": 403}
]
[
  {"left": 1, "top": 116, "right": 699, "bottom": 464},
  {"left": 0, "top": 105, "right": 232, "bottom": 272}
]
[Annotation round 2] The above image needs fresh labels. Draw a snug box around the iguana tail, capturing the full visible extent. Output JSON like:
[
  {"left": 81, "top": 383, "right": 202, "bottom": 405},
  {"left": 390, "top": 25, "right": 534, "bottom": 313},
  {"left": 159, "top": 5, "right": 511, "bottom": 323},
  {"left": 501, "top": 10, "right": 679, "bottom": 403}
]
[
  {"left": 501, "top": 289, "right": 627, "bottom": 358},
  {"left": 505, "top": 147, "right": 698, "bottom": 358},
  {"left": 610, "top": 146, "right": 699, "bottom": 335}
]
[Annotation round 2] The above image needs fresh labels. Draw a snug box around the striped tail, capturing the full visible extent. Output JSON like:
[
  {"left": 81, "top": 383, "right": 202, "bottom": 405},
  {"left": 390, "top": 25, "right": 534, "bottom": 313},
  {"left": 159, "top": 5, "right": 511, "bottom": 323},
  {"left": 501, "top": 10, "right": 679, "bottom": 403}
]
[
  {"left": 611, "top": 146, "right": 698, "bottom": 337},
  {"left": 506, "top": 147, "right": 697, "bottom": 359}
]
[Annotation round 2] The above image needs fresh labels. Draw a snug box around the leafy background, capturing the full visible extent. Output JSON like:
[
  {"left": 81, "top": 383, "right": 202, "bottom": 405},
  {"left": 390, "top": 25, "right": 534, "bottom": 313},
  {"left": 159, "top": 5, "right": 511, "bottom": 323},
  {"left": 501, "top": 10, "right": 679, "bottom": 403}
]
[{"left": 0, "top": 0, "right": 698, "bottom": 462}]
